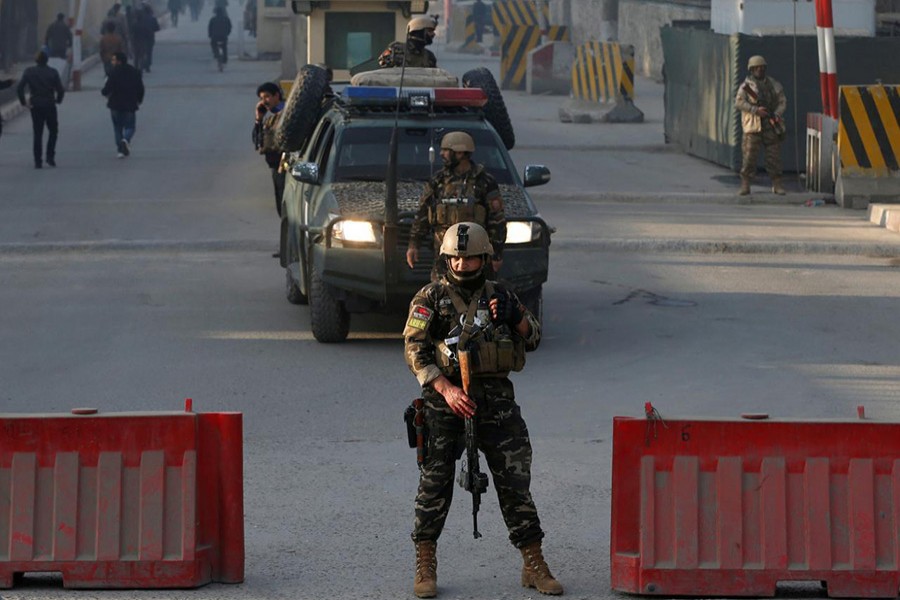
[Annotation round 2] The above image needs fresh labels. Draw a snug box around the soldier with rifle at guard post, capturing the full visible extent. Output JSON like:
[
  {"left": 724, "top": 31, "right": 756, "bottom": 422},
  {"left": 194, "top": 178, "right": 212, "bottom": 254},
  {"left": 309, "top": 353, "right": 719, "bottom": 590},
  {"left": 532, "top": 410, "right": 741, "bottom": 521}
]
[{"left": 403, "top": 222, "right": 563, "bottom": 598}]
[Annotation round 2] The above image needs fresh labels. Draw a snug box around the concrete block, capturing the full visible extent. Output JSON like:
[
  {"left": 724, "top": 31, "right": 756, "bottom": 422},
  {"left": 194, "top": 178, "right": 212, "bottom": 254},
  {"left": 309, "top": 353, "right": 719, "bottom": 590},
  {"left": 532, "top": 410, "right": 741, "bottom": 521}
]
[
  {"left": 886, "top": 209, "right": 900, "bottom": 233},
  {"left": 868, "top": 203, "right": 893, "bottom": 226},
  {"left": 527, "top": 42, "right": 575, "bottom": 96},
  {"left": 836, "top": 170, "right": 900, "bottom": 210}
]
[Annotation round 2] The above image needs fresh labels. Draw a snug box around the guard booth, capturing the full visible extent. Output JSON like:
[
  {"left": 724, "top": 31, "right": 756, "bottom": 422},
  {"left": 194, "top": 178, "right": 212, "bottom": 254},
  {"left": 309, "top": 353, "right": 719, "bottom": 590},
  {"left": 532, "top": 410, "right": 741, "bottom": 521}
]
[{"left": 289, "top": 0, "right": 431, "bottom": 82}]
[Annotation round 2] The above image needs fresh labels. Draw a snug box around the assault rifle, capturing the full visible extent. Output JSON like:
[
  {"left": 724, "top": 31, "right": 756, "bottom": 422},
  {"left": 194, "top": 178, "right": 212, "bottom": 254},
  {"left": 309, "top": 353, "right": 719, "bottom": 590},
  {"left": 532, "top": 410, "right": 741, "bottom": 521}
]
[
  {"left": 457, "top": 349, "right": 488, "bottom": 539},
  {"left": 741, "top": 83, "right": 785, "bottom": 136}
]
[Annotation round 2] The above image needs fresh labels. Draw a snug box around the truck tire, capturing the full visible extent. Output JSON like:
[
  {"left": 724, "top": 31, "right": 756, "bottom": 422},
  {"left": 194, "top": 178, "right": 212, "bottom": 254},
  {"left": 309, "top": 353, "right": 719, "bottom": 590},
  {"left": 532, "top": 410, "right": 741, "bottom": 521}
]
[
  {"left": 462, "top": 67, "right": 515, "bottom": 150},
  {"left": 310, "top": 266, "right": 350, "bottom": 342},
  {"left": 276, "top": 65, "right": 329, "bottom": 152}
]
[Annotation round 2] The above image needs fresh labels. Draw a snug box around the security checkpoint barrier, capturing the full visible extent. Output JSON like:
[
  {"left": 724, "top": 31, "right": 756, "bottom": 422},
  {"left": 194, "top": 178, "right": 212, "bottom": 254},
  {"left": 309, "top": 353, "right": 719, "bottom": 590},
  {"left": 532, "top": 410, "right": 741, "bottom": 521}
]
[
  {"left": 491, "top": 0, "right": 547, "bottom": 90},
  {"left": 500, "top": 25, "right": 543, "bottom": 90},
  {"left": 612, "top": 406, "right": 900, "bottom": 598},
  {"left": 562, "top": 42, "right": 644, "bottom": 123},
  {"left": 0, "top": 402, "right": 244, "bottom": 588},
  {"left": 806, "top": 112, "right": 838, "bottom": 194},
  {"left": 835, "top": 84, "right": 900, "bottom": 209}
]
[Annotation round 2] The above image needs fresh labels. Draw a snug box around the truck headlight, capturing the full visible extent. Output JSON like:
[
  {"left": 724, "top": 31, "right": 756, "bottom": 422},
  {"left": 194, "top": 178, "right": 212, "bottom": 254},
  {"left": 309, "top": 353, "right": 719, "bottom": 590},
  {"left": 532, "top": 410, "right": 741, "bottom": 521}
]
[
  {"left": 332, "top": 218, "right": 377, "bottom": 245},
  {"left": 505, "top": 221, "right": 541, "bottom": 245}
]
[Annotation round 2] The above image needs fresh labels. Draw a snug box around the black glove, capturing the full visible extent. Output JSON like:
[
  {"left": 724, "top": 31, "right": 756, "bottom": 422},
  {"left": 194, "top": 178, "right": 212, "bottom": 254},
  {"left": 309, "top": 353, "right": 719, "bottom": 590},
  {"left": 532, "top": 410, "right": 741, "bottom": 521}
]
[{"left": 490, "top": 292, "right": 523, "bottom": 327}]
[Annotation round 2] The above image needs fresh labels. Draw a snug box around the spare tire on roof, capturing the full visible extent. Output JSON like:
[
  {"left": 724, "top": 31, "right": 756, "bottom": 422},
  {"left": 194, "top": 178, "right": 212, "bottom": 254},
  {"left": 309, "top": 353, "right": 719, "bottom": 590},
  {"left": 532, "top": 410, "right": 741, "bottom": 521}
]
[
  {"left": 462, "top": 67, "right": 515, "bottom": 150},
  {"left": 351, "top": 67, "right": 459, "bottom": 88},
  {"left": 276, "top": 64, "right": 329, "bottom": 153}
]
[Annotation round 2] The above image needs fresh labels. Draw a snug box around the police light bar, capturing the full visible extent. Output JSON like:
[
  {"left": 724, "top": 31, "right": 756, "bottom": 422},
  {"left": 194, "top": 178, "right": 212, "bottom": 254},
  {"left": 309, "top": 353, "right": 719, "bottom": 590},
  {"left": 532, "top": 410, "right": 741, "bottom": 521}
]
[
  {"left": 341, "top": 86, "right": 488, "bottom": 109},
  {"left": 432, "top": 88, "right": 487, "bottom": 107}
]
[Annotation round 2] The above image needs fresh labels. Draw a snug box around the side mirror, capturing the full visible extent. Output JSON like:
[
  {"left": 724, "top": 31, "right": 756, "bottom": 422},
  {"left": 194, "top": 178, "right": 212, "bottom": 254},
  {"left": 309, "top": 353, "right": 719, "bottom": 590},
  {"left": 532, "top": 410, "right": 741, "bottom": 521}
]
[
  {"left": 523, "top": 165, "right": 551, "bottom": 188},
  {"left": 291, "top": 162, "right": 319, "bottom": 184}
]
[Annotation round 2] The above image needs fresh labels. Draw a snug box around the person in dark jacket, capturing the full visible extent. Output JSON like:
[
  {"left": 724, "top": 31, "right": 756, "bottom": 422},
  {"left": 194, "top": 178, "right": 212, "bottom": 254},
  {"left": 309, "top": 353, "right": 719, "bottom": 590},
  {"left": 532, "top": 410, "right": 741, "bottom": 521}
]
[
  {"left": 132, "top": 4, "right": 160, "bottom": 73},
  {"left": 253, "top": 81, "right": 285, "bottom": 216},
  {"left": 101, "top": 52, "right": 145, "bottom": 158},
  {"left": 0, "top": 78, "right": 16, "bottom": 142},
  {"left": 17, "top": 51, "right": 65, "bottom": 168},
  {"left": 208, "top": 7, "right": 232, "bottom": 65},
  {"left": 45, "top": 13, "right": 73, "bottom": 59}
]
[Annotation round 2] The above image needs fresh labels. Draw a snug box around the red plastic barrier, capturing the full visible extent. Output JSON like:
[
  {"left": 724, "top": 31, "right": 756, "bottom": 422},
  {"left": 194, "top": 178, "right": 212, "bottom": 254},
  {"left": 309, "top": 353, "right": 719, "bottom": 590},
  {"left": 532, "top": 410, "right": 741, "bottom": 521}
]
[
  {"left": 612, "top": 408, "right": 900, "bottom": 598},
  {"left": 0, "top": 402, "right": 243, "bottom": 588}
]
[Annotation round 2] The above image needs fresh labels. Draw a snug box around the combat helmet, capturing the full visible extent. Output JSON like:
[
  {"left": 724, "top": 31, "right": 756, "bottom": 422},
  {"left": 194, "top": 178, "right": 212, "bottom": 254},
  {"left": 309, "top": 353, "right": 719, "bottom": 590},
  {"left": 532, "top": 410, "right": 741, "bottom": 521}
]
[
  {"left": 440, "top": 131, "right": 475, "bottom": 154},
  {"left": 441, "top": 222, "right": 494, "bottom": 258},
  {"left": 748, "top": 55, "right": 767, "bottom": 69},
  {"left": 408, "top": 15, "right": 437, "bottom": 33}
]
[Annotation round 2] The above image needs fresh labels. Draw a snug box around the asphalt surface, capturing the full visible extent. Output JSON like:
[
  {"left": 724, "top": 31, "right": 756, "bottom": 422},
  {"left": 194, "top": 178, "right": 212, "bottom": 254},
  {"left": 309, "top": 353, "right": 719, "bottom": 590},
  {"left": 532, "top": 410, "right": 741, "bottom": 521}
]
[{"left": 1, "top": 9, "right": 900, "bottom": 600}]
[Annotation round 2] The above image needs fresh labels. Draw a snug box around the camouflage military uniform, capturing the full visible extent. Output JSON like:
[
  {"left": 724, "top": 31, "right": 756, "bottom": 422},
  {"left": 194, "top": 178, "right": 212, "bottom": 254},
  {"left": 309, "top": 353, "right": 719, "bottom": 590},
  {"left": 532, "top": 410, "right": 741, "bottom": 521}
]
[
  {"left": 736, "top": 75, "right": 787, "bottom": 181},
  {"left": 378, "top": 40, "right": 437, "bottom": 68},
  {"left": 403, "top": 277, "right": 543, "bottom": 548},
  {"left": 408, "top": 164, "right": 506, "bottom": 277}
]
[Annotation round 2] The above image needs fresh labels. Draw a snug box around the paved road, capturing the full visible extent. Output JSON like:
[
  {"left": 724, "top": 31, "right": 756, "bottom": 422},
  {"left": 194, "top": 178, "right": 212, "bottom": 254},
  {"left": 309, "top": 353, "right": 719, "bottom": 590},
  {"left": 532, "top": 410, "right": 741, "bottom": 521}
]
[{"left": 1, "top": 14, "right": 900, "bottom": 600}]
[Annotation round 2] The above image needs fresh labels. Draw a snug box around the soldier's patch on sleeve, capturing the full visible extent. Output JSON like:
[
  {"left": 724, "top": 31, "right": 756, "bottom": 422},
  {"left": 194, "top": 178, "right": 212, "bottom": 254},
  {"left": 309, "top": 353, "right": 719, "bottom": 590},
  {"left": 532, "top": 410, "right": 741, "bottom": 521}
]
[{"left": 406, "top": 305, "right": 433, "bottom": 331}]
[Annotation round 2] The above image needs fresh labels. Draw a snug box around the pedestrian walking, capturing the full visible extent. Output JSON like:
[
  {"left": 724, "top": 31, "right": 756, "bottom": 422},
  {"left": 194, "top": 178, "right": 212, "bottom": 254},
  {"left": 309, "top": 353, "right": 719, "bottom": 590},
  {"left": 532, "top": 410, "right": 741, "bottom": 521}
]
[
  {"left": 103, "top": 4, "right": 131, "bottom": 58},
  {"left": 17, "top": 51, "right": 65, "bottom": 169},
  {"left": 189, "top": 0, "right": 204, "bottom": 21},
  {"left": 99, "top": 21, "right": 126, "bottom": 77},
  {"left": 472, "top": 0, "right": 488, "bottom": 43},
  {"left": 735, "top": 55, "right": 787, "bottom": 195},
  {"left": 406, "top": 131, "right": 506, "bottom": 280},
  {"left": 168, "top": 0, "right": 183, "bottom": 27},
  {"left": 101, "top": 52, "right": 145, "bottom": 159},
  {"left": 253, "top": 81, "right": 285, "bottom": 216},
  {"left": 132, "top": 4, "right": 160, "bottom": 73},
  {"left": 45, "top": 13, "right": 73, "bottom": 60},
  {"left": 208, "top": 7, "right": 232, "bottom": 68},
  {"left": 403, "top": 222, "right": 563, "bottom": 599},
  {"left": 0, "top": 78, "right": 15, "bottom": 143}
]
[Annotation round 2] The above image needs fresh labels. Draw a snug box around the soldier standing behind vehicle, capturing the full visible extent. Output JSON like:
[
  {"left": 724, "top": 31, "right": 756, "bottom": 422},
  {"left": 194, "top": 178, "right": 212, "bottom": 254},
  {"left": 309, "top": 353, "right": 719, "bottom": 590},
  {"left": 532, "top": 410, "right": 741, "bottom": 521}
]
[
  {"left": 407, "top": 131, "right": 506, "bottom": 279},
  {"left": 735, "top": 55, "right": 787, "bottom": 196},
  {"left": 403, "top": 222, "right": 563, "bottom": 599},
  {"left": 378, "top": 15, "right": 437, "bottom": 68},
  {"left": 17, "top": 51, "right": 65, "bottom": 169},
  {"left": 253, "top": 81, "right": 286, "bottom": 217}
]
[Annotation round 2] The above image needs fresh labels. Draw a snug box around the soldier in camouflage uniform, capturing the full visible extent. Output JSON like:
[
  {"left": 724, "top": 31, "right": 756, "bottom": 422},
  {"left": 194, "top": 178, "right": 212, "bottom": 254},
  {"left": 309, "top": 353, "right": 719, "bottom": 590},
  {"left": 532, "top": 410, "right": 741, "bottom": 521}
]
[
  {"left": 735, "top": 55, "right": 787, "bottom": 196},
  {"left": 407, "top": 132, "right": 507, "bottom": 280},
  {"left": 378, "top": 15, "right": 438, "bottom": 68},
  {"left": 403, "top": 223, "right": 563, "bottom": 598}
]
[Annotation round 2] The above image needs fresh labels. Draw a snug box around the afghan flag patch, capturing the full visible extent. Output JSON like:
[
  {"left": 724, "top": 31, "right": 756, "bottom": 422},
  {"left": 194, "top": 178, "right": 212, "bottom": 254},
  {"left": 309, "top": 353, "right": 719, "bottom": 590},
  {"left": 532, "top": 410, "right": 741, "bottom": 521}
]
[{"left": 407, "top": 305, "right": 433, "bottom": 330}]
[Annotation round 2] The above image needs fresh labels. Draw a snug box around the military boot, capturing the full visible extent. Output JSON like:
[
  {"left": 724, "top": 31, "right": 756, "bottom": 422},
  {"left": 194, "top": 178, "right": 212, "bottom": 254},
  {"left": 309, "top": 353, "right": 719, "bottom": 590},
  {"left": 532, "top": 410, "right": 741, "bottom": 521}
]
[
  {"left": 520, "top": 541, "right": 564, "bottom": 595},
  {"left": 739, "top": 176, "right": 751, "bottom": 196},
  {"left": 772, "top": 178, "right": 786, "bottom": 195},
  {"left": 414, "top": 540, "right": 437, "bottom": 598}
]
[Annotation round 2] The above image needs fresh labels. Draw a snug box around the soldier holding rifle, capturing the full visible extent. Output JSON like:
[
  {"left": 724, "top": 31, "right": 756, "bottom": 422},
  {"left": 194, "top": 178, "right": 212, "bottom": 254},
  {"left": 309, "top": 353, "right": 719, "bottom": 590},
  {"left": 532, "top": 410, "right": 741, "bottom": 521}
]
[{"left": 403, "top": 223, "right": 563, "bottom": 598}]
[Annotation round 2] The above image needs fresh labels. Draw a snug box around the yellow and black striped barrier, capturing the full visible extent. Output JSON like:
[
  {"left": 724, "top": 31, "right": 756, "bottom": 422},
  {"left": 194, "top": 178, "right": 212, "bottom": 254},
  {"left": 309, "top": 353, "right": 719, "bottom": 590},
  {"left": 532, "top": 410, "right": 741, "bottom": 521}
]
[
  {"left": 500, "top": 25, "right": 542, "bottom": 90},
  {"left": 838, "top": 85, "right": 900, "bottom": 176},
  {"left": 545, "top": 25, "right": 570, "bottom": 42},
  {"left": 492, "top": 0, "right": 547, "bottom": 32},
  {"left": 571, "top": 42, "right": 636, "bottom": 104}
]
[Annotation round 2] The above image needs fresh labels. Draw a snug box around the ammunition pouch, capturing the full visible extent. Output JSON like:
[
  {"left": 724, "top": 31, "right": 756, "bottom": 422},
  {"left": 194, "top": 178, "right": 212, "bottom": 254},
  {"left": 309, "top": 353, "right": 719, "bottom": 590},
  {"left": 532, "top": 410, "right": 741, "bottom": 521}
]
[
  {"left": 470, "top": 334, "right": 526, "bottom": 374},
  {"left": 430, "top": 201, "right": 486, "bottom": 228}
]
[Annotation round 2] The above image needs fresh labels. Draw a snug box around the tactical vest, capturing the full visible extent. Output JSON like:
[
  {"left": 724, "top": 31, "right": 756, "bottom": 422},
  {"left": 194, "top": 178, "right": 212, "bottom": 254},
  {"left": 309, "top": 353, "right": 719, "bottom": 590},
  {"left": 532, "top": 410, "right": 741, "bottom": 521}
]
[
  {"left": 434, "top": 282, "right": 526, "bottom": 377},
  {"left": 427, "top": 167, "right": 488, "bottom": 229}
]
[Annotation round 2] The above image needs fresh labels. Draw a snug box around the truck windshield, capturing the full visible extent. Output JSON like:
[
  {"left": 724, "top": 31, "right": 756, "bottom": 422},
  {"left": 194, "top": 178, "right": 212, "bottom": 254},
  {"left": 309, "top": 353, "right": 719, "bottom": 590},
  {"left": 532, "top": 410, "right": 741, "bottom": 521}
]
[{"left": 332, "top": 127, "right": 514, "bottom": 184}]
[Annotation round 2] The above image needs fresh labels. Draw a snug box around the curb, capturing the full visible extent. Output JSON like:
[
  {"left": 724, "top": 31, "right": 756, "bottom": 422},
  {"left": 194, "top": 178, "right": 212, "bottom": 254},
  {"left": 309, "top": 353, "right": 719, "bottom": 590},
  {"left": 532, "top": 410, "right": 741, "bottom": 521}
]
[
  {"left": 0, "top": 239, "right": 274, "bottom": 256},
  {"left": 531, "top": 191, "right": 832, "bottom": 205},
  {"left": 0, "top": 237, "right": 896, "bottom": 258},
  {"left": 553, "top": 237, "right": 900, "bottom": 257}
]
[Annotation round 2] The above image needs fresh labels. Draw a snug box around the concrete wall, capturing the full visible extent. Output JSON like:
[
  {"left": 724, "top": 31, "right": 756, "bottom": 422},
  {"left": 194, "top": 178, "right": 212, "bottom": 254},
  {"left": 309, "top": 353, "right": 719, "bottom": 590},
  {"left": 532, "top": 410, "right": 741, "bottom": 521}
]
[
  {"left": 549, "top": 0, "right": 712, "bottom": 81},
  {"left": 257, "top": 0, "right": 290, "bottom": 55}
]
